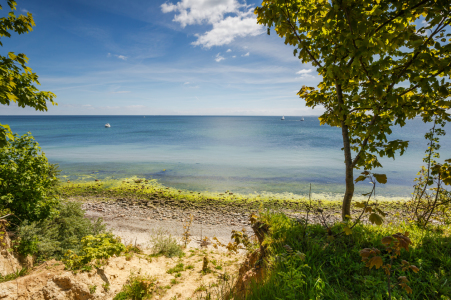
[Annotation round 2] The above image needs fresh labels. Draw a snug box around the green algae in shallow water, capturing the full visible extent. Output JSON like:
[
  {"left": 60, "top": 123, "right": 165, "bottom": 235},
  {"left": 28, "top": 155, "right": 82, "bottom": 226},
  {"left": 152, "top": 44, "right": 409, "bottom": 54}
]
[{"left": 57, "top": 176, "right": 409, "bottom": 206}]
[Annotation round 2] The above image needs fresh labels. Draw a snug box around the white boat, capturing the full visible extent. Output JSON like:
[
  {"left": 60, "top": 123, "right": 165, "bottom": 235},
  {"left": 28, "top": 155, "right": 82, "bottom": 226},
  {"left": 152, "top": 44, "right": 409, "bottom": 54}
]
[
  {"left": 300, "top": 117, "right": 304, "bottom": 121},
  {"left": 105, "top": 123, "right": 111, "bottom": 128},
  {"left": 281, "top": 116, "right": 285, "bottom": 120}
]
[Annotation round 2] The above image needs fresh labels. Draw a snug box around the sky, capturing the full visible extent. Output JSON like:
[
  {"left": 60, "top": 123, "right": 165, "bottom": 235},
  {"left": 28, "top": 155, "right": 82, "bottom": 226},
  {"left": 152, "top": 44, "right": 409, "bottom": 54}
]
[{"left": 1, "top": 0, "right": 323, "bottom": 116}]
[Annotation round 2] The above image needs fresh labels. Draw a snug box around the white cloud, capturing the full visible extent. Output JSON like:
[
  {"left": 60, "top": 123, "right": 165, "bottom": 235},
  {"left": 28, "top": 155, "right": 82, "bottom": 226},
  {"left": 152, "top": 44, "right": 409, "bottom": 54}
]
[
  {"left": 296, "top": 69, "right": 313, "bottom": 74},
  {"left": 215, "top": 53, "right": 225, "bottom": 62},
  {"left": 161, "top": 0, "right": 244, "bottom": 27},
  {"left": 184, "top": 81, "right": 190, "bottom": 84},
  {"left": 107, "top": 53, "right": 112, "bottom": 57},
  {"left": 242, "top": 52, "right": 250, "bottom": 57},
  {"left": 226, "top": 49, "right": 232, "bottom": 52},
  {"left": 116, "top": 55, "right": 127, "bottom": 60},
  {"left": 21, "top": 8, "right": 29, "bottom": 13},
  {"left": 192, "top": 10, "right": 263, "bottom": 48},
  {"left": 162, "top": 1, "right": 264, "bottom": 48},
  {"left": 232, "top": 55, "right": 236, "bottom": 58}
]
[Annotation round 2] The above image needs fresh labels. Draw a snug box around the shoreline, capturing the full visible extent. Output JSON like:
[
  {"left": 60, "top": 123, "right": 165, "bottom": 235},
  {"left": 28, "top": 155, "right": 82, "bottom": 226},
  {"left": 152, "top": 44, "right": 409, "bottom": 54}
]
[{"left": 58, "top": 176, "right": 412, "bottom": 203}]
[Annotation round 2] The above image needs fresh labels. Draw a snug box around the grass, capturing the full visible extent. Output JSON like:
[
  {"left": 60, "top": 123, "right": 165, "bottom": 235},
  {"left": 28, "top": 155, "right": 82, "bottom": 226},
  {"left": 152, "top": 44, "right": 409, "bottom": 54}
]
[
  {"left": 0, "top": 268, "right": 29, "bottom": 283},
  {"left": 167, "top": 263, "right": 185, "bottom": 274},
  {"left": 238, "top": 212, "right": 451, "bottom": 300},
  {"left": 149, "top": 228, "right": 183, "bottom": 258}
]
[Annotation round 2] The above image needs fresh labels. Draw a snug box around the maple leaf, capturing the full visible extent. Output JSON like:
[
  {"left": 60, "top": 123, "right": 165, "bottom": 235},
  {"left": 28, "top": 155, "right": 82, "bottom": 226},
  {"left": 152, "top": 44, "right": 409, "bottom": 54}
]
[
  {"left": 381, "top": 236, "right": 393, "bottom": 245},
  {"left": 368, "top": 256, "right": 383, "bottom": 269}
]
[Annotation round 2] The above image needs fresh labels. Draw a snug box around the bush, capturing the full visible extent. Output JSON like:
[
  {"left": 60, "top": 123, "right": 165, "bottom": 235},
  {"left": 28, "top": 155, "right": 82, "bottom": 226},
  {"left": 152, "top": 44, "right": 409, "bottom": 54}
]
[
  {"left": 149, "top": 228, "right": 183, "bottom": 258},
  {"left": 113, "top": 273, "right": 160, "bottom": 300},
  {"left": 15, "top": 201, "right": 106, "bottom": 260},
  {"left": 0, "top": 133, "right": 59, "bottom": 222},
  {"left": 63, "top": 233, "right": 125, "bottom": 270}
]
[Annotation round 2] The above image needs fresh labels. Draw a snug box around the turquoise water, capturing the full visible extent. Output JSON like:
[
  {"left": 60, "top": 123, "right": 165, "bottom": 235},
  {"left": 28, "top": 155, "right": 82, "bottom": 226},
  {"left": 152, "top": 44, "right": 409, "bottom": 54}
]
[{"left": 3, "top": 115, "right": 450, "bottom": 198}]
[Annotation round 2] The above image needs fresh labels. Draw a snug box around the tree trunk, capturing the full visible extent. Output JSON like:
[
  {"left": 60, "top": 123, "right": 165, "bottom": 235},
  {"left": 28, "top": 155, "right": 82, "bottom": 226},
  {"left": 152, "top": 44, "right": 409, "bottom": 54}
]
[{"left": 336, "top": 83, "right": 354, "bottom": 220}]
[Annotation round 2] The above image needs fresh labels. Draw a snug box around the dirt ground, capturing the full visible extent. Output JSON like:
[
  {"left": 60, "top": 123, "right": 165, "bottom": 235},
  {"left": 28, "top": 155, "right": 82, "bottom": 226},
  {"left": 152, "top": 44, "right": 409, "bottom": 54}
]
[
  {"left": 0, "top": 248, "right": 243, "bottom": 300},
  {"left": 85, "top": 210, "right": 253, "bottom": 249}
]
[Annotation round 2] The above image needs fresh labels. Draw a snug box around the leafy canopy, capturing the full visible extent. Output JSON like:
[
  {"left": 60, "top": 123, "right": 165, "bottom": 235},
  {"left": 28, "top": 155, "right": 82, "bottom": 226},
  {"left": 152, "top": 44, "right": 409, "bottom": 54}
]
[
  {"left": 255, "top": 0, "right": 451, "bottom": 170},
  {"left": 0, "top": 0, "right": 56, "bottom": 146}
]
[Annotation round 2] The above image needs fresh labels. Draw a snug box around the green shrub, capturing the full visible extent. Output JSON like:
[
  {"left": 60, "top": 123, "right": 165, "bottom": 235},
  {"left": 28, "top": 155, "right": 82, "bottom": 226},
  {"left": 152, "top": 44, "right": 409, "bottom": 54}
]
[
  {"left": 114, "top": 273, "right": 160, "bottom": 300},
  {"left": 149, "top": 229, "right": 183, "bottom": 258},
  {"left": 63, "top": 233, "right": 125, "bottom": 270},
  {"left": 0, "top": 133, "right": 59, "bottom": 222},
  {"left": 15, "top": 201, "right": 105, "bottom": 260}
]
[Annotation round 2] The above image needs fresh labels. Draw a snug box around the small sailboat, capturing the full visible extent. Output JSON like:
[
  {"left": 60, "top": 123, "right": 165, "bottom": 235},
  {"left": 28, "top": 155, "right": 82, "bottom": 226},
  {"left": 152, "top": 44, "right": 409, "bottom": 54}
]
[
  {"left": 300, "top": 117, "right": 304, "bottom": 121},
  {"left": 281, "top": 116, "right": 285, "bottom": 120},
  {"left": 105, "top": 123, "right": 111, "bottom": 128}
]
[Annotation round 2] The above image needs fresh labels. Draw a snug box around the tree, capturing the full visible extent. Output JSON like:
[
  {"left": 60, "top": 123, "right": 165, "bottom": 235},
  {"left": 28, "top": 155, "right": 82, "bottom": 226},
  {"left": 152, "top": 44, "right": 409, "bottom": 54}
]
[
  {"left": 255, "top": 0, "right": 451, "bottom": 220},
  {"left": 0, "top": 0, "right": 56, "bottom": 146}
]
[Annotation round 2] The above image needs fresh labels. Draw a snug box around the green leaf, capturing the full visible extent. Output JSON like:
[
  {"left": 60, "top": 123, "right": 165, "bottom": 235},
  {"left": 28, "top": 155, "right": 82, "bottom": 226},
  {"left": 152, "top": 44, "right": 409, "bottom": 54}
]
[
  {"left": 354, "top": 202, "right": 366, "bottom": 208},
  {"left": 375, "top": 208, "right": 386, "bottom": 217},
  {"left": 0, "top": 124, "right": 14, "bottom": 147},
  {"left": 343, "top": 226, "right": 352, "bottom": 235},
  {"left": 355, "top": 175, "right": 366, "bottom": 183},
  {"left": 369, "top": 213, "right": 383, "bottom": 226},
  {"left": 373, "top": 173, "right": 387, "bottom": 184}
]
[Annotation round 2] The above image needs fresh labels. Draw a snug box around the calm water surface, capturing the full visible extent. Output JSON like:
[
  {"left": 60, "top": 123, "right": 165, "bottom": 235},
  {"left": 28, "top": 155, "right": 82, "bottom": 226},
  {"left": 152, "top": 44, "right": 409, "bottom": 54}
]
[{"left": 3, "top": 116, "right": 450, "bottom": 198}]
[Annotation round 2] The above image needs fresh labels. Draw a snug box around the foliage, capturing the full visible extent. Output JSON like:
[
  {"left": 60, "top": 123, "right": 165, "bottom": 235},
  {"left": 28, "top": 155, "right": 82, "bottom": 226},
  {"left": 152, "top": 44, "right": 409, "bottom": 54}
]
[
  {"left": 181, "top": 214, "right": 193, "bottom": 248},
  {"left": 113, "top": 273, "right": 160, "bottom": 300},
  {"left": 212, "top": 227, "right": 257, "bottom": 254},
  {"left": 0, "top": 267, "right": 28, "bottom": 283},
  {"left": 0, "top": 133, "right": 59, "bottom": 222},
  {"left": 240, "top": 212, "right": 451, "bottom": 299},
  {"left": 409, "top": 118, "right": 451, "bottom": 226},
  {"left": 14, "top": 201, "right": 105, "bottom": 260},
  {"left": 63, "top": 233, "right": 125, "bottom": 270},
  {"left": 167, "top": 262, "right": 184, "bottom": 275},
  {"left": 255, "top": 0, "right": 451, "bottom": 219},
  {"left": 149, "top": 228, "right": 183, "bottom": 258},
  {"left": 89, "top": 285, "right": 97, "bottom": 295},
  {"left": 360, "top": 232, "right": 419, "bottom": 298},
  {"left": 0, "top": 0, "right": 56, "bottom": 146}
]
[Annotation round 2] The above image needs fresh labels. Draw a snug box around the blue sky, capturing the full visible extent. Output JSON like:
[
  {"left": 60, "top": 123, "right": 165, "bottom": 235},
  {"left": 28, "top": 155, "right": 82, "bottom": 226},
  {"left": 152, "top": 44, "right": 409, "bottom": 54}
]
[{"left": 2, "top": 0, "right": 323, "bottom": 116}]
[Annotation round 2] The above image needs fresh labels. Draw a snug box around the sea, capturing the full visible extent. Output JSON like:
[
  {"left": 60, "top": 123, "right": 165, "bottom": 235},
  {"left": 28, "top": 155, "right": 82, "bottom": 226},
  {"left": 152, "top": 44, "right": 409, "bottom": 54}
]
[{"left": 3, "top": 115, "right": 450, "bottom": 199}]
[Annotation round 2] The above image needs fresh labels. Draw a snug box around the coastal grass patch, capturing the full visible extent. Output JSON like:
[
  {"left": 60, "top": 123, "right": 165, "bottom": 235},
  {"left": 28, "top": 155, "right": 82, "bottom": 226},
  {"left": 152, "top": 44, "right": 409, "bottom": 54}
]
[
  {"left": 113, "top": 272, "right": 162, "bottom": 300},
  {"left": 149, "top": 228, "right": 183, "bottom": 258},
  {"left": 56, "top": 176, "right": 408, "bottom": 212},
  {"left": 239, "top": 212, "right": 451, "bottom": 300},
  {"left": 0, "top": 267, "right": 29, "bottom": 284}
]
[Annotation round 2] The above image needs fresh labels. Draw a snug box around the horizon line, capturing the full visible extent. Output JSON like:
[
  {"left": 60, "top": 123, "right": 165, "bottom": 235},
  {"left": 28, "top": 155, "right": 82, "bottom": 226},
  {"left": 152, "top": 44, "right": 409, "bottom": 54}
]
[{"left": 0, "top": 114, "right": 322, "bottom": 117}]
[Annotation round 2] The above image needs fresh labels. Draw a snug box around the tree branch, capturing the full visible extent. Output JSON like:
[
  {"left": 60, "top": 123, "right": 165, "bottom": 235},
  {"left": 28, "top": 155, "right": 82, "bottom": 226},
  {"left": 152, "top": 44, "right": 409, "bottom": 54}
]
[
  {"left": 283, "top": 0, "right": 323, "bottom": 68},
  {"left": 351, "top": 114, "right": 379, "bottom": 168},
  {"left": 372, "top": 0, "right": 432, "bottom": 36},
  {"left": 386, "top": 17, "right": 449, "bottom": 94},
  {"left": 342, "top": 3, "right": 374, "bottom": 83}
]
